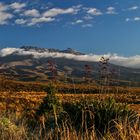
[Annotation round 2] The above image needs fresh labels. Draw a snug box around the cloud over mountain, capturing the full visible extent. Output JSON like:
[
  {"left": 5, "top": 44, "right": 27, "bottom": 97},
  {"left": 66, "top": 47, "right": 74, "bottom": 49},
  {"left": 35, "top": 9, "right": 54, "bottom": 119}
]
[{"left": 0, "top": 47, "right": 140, "bottom": 68}]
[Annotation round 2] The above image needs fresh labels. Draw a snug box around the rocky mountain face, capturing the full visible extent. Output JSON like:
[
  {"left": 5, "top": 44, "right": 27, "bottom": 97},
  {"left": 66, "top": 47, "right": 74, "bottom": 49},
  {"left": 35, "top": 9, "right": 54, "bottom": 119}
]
[
  {"left": 20, "top": 46, "right": 84, "bottom": 55},
  {"left": 0, "top": 46, "right": 140, "bottom": 86}
]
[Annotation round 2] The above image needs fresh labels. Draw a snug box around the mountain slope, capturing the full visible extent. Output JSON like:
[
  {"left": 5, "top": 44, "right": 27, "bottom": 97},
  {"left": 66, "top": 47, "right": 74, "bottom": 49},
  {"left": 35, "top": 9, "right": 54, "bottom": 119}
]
[{"left": 0, "top": 46, "right": 140, "bottom": 85}]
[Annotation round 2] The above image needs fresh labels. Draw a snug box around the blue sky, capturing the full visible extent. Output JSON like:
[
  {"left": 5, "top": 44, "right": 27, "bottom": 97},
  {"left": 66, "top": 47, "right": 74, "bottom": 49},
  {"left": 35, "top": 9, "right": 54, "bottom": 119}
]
[{"left": 0, "top": 0, "right": 140, "bottom": 56}]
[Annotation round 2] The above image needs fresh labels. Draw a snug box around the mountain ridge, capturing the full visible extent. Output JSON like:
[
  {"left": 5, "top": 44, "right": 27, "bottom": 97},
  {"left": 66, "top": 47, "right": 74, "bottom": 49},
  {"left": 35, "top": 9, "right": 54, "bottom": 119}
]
[
  {"left": 0, "top": 46, "right": 140, "bottom": 85},
  {"left": 20, "top": 46, "right": 84, "bottom": 55}
]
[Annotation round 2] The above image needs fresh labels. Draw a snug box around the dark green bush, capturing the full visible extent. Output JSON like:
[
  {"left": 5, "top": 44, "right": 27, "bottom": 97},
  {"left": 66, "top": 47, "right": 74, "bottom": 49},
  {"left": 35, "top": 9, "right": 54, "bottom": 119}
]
[
  {"left": 35, "top": 83, "right": 62, "bottom": 128},
  {"left": 62, "top": 97, "right": 138, "bottom": 136},
  {"left": 91, "top": 98, "right": 137, "bottom": 135},
  {"left": 37, "top": 83, "right": 62, "bottom": 115}
]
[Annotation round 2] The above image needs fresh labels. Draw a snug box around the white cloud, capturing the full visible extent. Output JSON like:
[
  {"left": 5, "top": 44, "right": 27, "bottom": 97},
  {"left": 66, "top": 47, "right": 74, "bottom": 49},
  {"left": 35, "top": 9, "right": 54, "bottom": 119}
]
[
  {"left": 125, "top": 17, "right": 140, "bottom": 22},
  {"left": 125, "top": 18, "right": 130, "bottom": 22},
  {"left": 0, "top": 11, "right": 13, "bottom": 25},
  {"left": 0, "top": 48, "right": 20, "bottom": 56},
  {"left": 128, "top": 6, "right": 139, "bottom": 11},
  {"left": 87, "top": 8, "right": 102, "bottom": 16},
  {"left": 83, "top": 15, "right": 93, "bottom": 20},
  {"left": 72, "top": 4, "right": 82, "bottom": 9},
  {"left": 72, "top": 19, "right": 83, "bottom": 25},
  {"left": 0, "top": 2, "right": 13, "bottom": 25},
  {"left": 15, "top": 16, "right": 55, "bottom": 26},
  {"left": 75, "top": 20, "right": 83, "bottom": 23},
  {"left": 0, "top": 3, "right": 91, "bottom": 26},
  {"left": 23, "top": 9, "right": 40, "bottom": 17},
  {"left": 106, "top": 7, "right": 117, "bottom": 14},
  {"left": 15, "top": 19, "right": 27, "bottom": 25},
  {"left": 110, "top": 54, "right": 140, "bottom": 68},
  {"left": 12, "top": 5, "right": 81, "bottom": 26},
  {"left": 27, "top": 17, "right": 55, "bottom": 26},
  {"left": 43, "top": 7, "right": 77, "bottom": 17},
  {"left": 10, "top": 2, "right": 26, "bottom": 10},
  {"left": 20, "top": 6, "right": 80, "bottom": 26},
  {"left": 134, "top": 17, "right": 140, "bottom": 21},
  {"left": 82, "top": 24, "right": 93, "bottom": 28},
  {"left": 0, "top": 2, "right": 8, "bottom": 11}
]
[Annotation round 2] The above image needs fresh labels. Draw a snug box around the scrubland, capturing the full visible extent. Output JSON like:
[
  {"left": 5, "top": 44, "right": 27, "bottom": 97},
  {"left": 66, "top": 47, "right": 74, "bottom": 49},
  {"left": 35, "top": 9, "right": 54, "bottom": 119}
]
[{"left": 0, "top": 81, "right": 140, "bottom": 140}]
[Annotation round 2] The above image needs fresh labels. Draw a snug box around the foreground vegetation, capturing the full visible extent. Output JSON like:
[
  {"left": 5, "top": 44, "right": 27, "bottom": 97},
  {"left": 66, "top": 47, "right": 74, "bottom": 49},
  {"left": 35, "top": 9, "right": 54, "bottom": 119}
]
[
  {"left": 0, "top": 83, "right": 140, "bottom": 140},
  {"left": 0, "top": 98, "right": 140, "bottom": 140},
  {"left": 1, "top": 54, "right": 140, "bottom": 139}
]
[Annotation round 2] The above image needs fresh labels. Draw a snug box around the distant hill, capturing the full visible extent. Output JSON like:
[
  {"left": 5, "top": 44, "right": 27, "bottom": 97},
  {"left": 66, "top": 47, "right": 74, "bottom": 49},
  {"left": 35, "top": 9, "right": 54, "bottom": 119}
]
[{"left": 0, "top": 46, "right": 140, "bottom": 86}]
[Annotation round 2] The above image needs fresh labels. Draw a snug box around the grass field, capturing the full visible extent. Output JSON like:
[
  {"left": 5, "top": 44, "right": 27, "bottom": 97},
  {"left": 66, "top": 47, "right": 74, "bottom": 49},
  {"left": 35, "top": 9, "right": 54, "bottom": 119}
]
[
  {"left": 0, "top": 82, "right": 140, "bottom": 139},
  {"left": 0, "top": 86, "right": 140, "bottom": 114}
]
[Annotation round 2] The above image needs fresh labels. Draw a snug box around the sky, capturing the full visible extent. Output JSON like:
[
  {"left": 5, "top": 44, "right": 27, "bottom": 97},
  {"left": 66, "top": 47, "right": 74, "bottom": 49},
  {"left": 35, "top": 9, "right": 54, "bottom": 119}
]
[{"left": 0, "top": 0, "right": 140, "bottom": 56}]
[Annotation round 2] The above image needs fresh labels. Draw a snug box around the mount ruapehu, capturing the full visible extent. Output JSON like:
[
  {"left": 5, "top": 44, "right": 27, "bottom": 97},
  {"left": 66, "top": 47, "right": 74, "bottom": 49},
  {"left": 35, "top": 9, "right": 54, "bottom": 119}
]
[{"left": 0, "top": 46, "right": 140, "bottom": 86}]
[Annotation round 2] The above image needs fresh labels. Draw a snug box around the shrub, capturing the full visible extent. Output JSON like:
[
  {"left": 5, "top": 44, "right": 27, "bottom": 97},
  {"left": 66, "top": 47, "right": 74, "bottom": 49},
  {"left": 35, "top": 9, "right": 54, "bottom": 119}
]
[
  {"left": 91, "top": 98, "right": 137, "bottom": 135},
  {"left": 36, "top": 83, "right": 62, "bottom": 128},
  {"left": 62, "top": 97, "right": 138, "bottom": 136}
]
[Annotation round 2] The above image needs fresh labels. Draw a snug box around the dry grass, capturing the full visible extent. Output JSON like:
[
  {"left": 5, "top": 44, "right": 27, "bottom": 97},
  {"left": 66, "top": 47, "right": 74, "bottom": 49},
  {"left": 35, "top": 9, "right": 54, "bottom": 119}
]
[
  {"left": 0, "top": 112, "right": 140, "bottom": 140},
  {"left": 0, "top": 91, "right": 140, "bottom": 114},
  {"left": 0, "top": 82, "right": 140, "bottom": 139}
]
